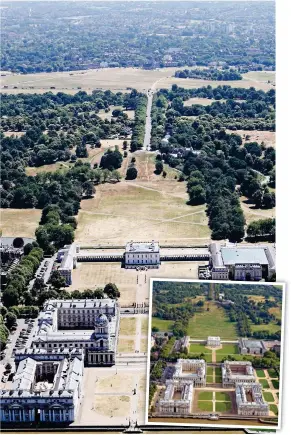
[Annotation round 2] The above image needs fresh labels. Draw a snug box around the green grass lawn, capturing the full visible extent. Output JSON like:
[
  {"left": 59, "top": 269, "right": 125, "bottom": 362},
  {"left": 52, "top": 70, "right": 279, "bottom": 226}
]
[
  {"left": 215, "top": 392, "right": 231, "bottom": 401},
  {"left": 251, "top": 323, "right": 281, "bottom": 335},
  {"left": 263, "top": 392, "right": 275, "bottom": 402},
  {"left": 189, "top": 352, "right": 212, "bottom": 363},
  {"left": 271, "top": 379, "right": 279, "bottom": 390},
  {"left": 216, "top": 344, "right": 239, "bottom": 355},
  {"left": 187, "top": 302, "right": 238, "bottom": 340},
  {"left": 215, "top": 401, "right": 231, "bottom": 412},
  {"left": 276, "top": 392, "right": 279, "bottom": 400},
  {"left": 268, "top": 369, "right": 278, "bottom": 379},
  {"left": 259, "top": 379, "right": 270, "bottom": 388},
  {"left": 189, "top": 343, "right": 211, "bottom": 354},
  {"left": 206, "top": 375, "right": 214, "bottom": 383},
  {"left": 198, "top": 401, "right": 213, "bottom": 411},
  {"left": 256, "top": 369, "right": 266, "bottom": 378},
  {"left": 151, "top": 318, "right": 174, "bottom": 332},
  {"left": 214, "top": 367, "right": 222, "bottom": 382},
  {"left": 207, "top": 367, "right": 213, "bottom": 376},
  {"left": 198, "top": 391, "right": 213, "bottom": 400},
  {"left": 269, "top": 404, "right": 278, "bottom": 416}
]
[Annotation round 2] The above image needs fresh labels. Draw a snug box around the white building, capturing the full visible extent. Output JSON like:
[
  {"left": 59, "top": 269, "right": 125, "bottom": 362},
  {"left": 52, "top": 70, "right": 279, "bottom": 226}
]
[
  {"left": 124, "top": 241, "right": 160, "bottom": 269},
  {"left": 222, "top": 361, "right": 256, "bottom": 387},
  {"left": 157, "top": 380, "right": 193, "bottom": 415},
  {"left": 32, "top": 299, "right": 120, "bottom": 366},
  {"left": 173, "top": 359, "right": 206, "bottom": 387},
  {"left": 236, "top": 383, "right": 269, "bottom": 416},
  {"left": 0, "top": 351, "right": 84, "bottom": 423},
  {"left": 209, "top": 243, "right": 276, "bottom": 281},
  {"left": 207, "top": 336, "right": 221, "bottom": 347},
  {"left": 57, "top": 243, "right": 78, "bottom": 285}
]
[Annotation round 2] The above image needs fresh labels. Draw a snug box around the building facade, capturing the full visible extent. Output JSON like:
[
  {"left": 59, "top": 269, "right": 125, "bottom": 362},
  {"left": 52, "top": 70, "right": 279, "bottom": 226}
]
[
  {"left": 157, "top": 380, "right": 193, "bottom": 415},
  {"left": 32, "top": 299, "right": 120, "bottom": 366},
  {"left": 207, "top": 336, "right": 221, "bottom": 347},
  {"left": 222, "top": 361, "right": 256, "bottom": 388},
  {"left": 124, "top": 241, "right": 160, "bottom": 269},
  {"left": 57, "top": 244, "right": 78, "bottom": 285},
  {"left": 0, "top": 351, "right": 84, "bottom": 424},
  {"left": 173, "top": 359, "right": 206, "bottom": 387},
  {"left": 239, "top": 338, "right": 267, "bottom": 356},
  {"left": 235, "top": 383, "right": 269, "bottom": 416}
]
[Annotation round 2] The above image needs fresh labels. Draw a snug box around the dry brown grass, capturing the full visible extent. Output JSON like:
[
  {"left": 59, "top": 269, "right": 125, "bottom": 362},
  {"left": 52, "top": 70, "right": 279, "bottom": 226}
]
[
  {"left": 184, "top": 97, "right": 222, "bottom": 106},
  {"left": 3, "top": 131, "right": 25, "bottom": 137},
  {"left": 0, "top": 67, "right": 275, "bottom": 94},
  {"left": 240, "top": 197, "right": 276, "bottom": 225},
  {"left": 94, "top": 395, "right": 130, "bottom": 417},
  {"left": 227, "top": 129, "right": 276, "bottom": 148},
  {"left": 119, "top": 317, "right": 137, "bottom": 336},
  {"left": 0, "top": 208, "right": 41, "bottom": 238},
  {"left": 118, "top": 338, "right": 135, "bottom": 353}
]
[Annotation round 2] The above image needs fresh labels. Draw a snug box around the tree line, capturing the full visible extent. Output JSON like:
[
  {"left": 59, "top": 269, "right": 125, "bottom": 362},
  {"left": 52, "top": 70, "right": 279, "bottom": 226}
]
[{"left": 175, "top": 68, "right": 243, "bottom": 81}]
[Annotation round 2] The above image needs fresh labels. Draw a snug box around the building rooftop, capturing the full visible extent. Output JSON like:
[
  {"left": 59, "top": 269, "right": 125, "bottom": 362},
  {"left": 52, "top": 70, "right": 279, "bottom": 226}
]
[
  {"left": 125, "top": 241, "right": 159, "bottom": 253},
  {"left": 221, "top": 247, "right": 269, "bottom": 266},
  {"left": 241, "top": 339, "right": 264, "bottom": 349}
]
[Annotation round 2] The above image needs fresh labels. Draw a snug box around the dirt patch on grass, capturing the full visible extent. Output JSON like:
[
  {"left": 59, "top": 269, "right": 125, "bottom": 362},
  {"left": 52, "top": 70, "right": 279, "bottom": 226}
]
[{"left": 94, "top": 395, "right": 130, "bottom": 417}]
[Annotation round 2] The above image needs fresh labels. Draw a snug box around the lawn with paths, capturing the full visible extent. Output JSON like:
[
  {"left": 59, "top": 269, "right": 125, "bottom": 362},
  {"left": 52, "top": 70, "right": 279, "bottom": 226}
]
[
  {"left": 263, "top": 392, "right": 275, "bottom": 402},
  {"left": 215, "top": 401, "right": 231, "bottom": 412},
  {"left": 215, "top": 367, "right": 222, "bottom": 383},
  {"left": 256, "top": 369, "right": 266, "bottom": 378},
  {"left": 268, "top": 369, "right": 278, "bottom": 379},
  {"left": 259, "top": 379, "right": 269, "bottom": 388},
  {"left": 198, "top": 401, "right": 213, "bottom": 412},
  {"left": 271, "top": 379, "right": 279, "bottom": 390},
  {"left": 198, "top": 391, "right": 213, "bottom": 400},
  {"left": 189, "top": 343, "right": 211, "bottom": 354},
  {"left": 270, "top": 404, "right": 278, "bottom": 416},
  {"left": 215, "top": 392, "right": 231, "bottom": 401}
]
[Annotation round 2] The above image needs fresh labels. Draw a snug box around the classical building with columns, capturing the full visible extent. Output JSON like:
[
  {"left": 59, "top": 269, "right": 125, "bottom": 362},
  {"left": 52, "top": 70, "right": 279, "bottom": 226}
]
[
  {"left": 157, "top": 379, "right": 193, "bottom": 415},
  {"left": 173, "top": 359, "right": 206, "bottom": 387},
  {"left": 32, "top": 298, "right": 120, "bottom": 366},
  {"left": 222, "top": 361, "right": 256, "bottom": 387},
  {"left": 207, "top": 336, "right": 221, "bottom": 347},
  {"left": 0, "top": 351, "right": 84, "bottom": 424},
  {"left": 124, "top": 241, "right": 160, "bottom": 269},
  {"left": 235, "top": 383, "right": 269, "bottom": 416}
]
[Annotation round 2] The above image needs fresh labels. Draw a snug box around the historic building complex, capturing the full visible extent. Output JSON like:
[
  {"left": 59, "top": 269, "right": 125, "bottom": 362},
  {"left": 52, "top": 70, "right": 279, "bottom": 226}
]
[
  {"left": 124, "top": 241, "right": 160, "bottom": 269},
  {"left": 238, "top": 338, "right": 267, "bottom": 356},
  {"left": 222, "top": 361, "right": 256, "bottom": 387},
  {"left": 157, "top": 380, "right": 193, "bottom": 415},
  {"left": 0, "top": 298, "right": 120, "bottom": 425},
  {"left": 173, "top": 359, "right": 206, "bottom": 387},
  {"left": 207, "top": 336, "right": 221, "bottom": 347},
  {"left": 57, "top": 243, "right": 78, "bottom": 286},
  {"left": 235, "top": 383, "right": 269, "bottom": 416},
  {"left": 32, "top": 299, "right": 120, "bottom": 366},
  {"left": 209, "top": 243, "right": 276, "bottom": 281}
]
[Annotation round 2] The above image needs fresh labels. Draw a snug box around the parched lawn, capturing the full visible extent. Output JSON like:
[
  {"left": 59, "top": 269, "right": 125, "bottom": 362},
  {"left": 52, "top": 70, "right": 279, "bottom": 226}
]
[
  {"left": 119, "top": 317, "right": 136, "bottom": 336},
  {"left": 269, "top": 404, "right": 278, "bottom": 416},
  {"left": 198, "top": 391, "right": 213, "bottom": 401},
  {"left": 189, "top": 343, "right": 211, "bottom": 354},
  {"left": 268, "top": 369, "right": 278, "bottom": 379},
  {"left": 117, "top": 338, "right": 135, "bottom": 353},
  {"left": 215, "top": 401, "right": 231, "bottom": 412},
  {"left": 263, "top": 392, "right": 275, "bottom": 402},
  {"left": 197, "top": 401, "right": 213, "bottom": 412},
  {"left": 256, "top": 369, "right": 266, "bottom": 378},
  {"left": 187, "top": 302, "right": 238, "bottom": 340},
  {"left": 259, "top": 379, "right": 270, "bottom": 389},
  {"left": 151, "top": 318, "right": 174, "bottom": 332},
  {"left": 271, "top": 379, "right": 279, "bottom": 390},
  {"left": 0, "top": 208, "right": 41, "bottom": 238}
]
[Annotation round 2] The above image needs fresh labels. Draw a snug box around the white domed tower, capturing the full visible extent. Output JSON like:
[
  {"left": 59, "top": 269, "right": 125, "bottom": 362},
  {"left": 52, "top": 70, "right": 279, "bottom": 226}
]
[{"left": 94, "top": 313, "right": 109, "bottom": 339}]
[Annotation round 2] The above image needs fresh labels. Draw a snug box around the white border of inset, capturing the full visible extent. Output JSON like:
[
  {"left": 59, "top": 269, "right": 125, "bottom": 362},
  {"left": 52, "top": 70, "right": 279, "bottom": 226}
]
[{"left": 145, "top": 278, "right": 286, "bottom": 430}]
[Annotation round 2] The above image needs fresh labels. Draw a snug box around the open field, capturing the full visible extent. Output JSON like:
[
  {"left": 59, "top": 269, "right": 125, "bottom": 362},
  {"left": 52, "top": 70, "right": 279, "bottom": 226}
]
[
  {"left": 226, "top": 129, "right": 276, "bottom": 148},
  {"left": 251, "top": 323, "right": 281, "bottom": 335},
  {"left": 189, "top": 343, "right": 211, "bottom": 355},
  {"left": 0, "top": 208, "right": 41, "bottom": 238},
  {"left": 119, "top": 317, "right": 137, "bottom": 336},
  {"left": 0, "top": 68, "right": 275, "bottom": 94},
  {"left": 184, "top": 97, "right": 220, "bottom": 106},
  {"left": 25, "top": 161, "right": 72, "bottom": 176},
  {"left": 240, "top": 197, "right": 275, "bottom": 225},
  {"left": 151, "top": 318, "right": 174, "bottom": 332},
  {"left": 187, "top": 301, "right": 238, "bottom": 340},
  {"left": 75, "top": 180, "right": 210, "bottom": 246},
  {"left": 118, "top": 338, "right": 135, "bottom": 353}
]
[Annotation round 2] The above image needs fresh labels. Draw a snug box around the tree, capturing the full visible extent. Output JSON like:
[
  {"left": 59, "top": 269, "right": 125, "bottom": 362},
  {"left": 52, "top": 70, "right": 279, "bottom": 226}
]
[
  {"left": 82, "top": 181, "right": 96, "bottom": 197},
  {"left": 2, "top": 288, "right": 19, "bottom": 308},
  {"left": 104, "top": 283, "right": 120, "bottom": 299},
  {"left": 23, "top": 243, "right": 33, "bottom": 256},
  {"left": 5, "top": 312, "right": 17, "bottom": 330},
  {"left": 126, "top": 166, "right": 138, "bottom": 180},
  {"left": 49, "top": 270, "right": 66, "bottom": 290},
  {"left": 155, "top": 161, "right": 163, "bottom": 175},
  {"left": 13, "top": 237, "right": 24, "bottom": 249}
]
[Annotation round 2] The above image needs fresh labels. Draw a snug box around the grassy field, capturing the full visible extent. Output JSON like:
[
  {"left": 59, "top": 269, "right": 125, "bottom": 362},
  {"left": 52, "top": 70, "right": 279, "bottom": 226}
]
[
  {"left": 251, "top": 323, "right": 280, "bottom": 335},
  {"left": 269, "top": 404, "right": 278, "bottom": 416},
  {"left": 215, "top": 392, "right": 231, "bottom": 401},
  {"left": 215, "top": 402, "right": 231, "bottom": 412},
  {"left": 151, "top": 318, "right": 174, "bottom": 332},
  {"left": 271, "top": 380, "right": 279, "bottom": 390},
  {"left": 198, "top": 392, "right": 212, "bottom": 400},
  {"left": 119, "top": 317, "right": 137, "bottom": 336},
  {"left": 263, "top": 392, "right": 275, "bottom": 403},
  {"left": 75, "top": 178, "right": 210, "bottom": 246},
  {"left": 0, "top": 208, "right": 41, "bottom": 238},
  {"left": 240, "top": 196, "right": 276, "bottom": 225},
  {"left": 215, "top": 367, "right": 222, "bottom": 383},
  {"left": 117, "top": 338, "right": 135, "bottom": 353},
  {"left": 226, "top": 129, "right": 276, "bottom": 149},
  {"left": 259, "top": 379, "right": 269, "bottom": 389},
  {"left": 216, "top": 344, "right": 239, "bottom": 355},
  {"left": 256, "top": 369, "right": 266, "bottom": 378},
  {"left": 187, "top": 301, "right": 238, "bottom": 340},
  {"left": 189, "top": 343, "right": 211, "bottom": 354},
  {"left": 0, "top": 68, "right": 275, "bottom": 94},
  {"left": 267, "top": 369, "right": 278, "bottom": 379},
  {"left": 184, "top": 97, "right": 219, "bottom": 106},
  {"left": 197, "top": 401, "right": 213, "bottom": 412}
]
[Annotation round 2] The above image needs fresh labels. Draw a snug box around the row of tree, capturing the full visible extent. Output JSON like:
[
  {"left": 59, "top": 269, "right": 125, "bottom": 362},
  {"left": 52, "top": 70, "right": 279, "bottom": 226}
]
[{"left": 175, "top": 68, "right": 243, "bottom": 81}]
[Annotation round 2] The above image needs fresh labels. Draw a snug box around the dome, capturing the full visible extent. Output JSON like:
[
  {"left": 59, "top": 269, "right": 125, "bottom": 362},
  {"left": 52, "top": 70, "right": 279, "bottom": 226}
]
[{"left": 95, "top": 313, "right": 109, "bottom": 326}]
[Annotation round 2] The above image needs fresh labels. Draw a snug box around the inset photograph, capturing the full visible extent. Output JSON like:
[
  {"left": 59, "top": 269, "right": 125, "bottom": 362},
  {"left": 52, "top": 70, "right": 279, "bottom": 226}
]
[{"left": 146, "top": 279, "right": 284, "bottom": 429}]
